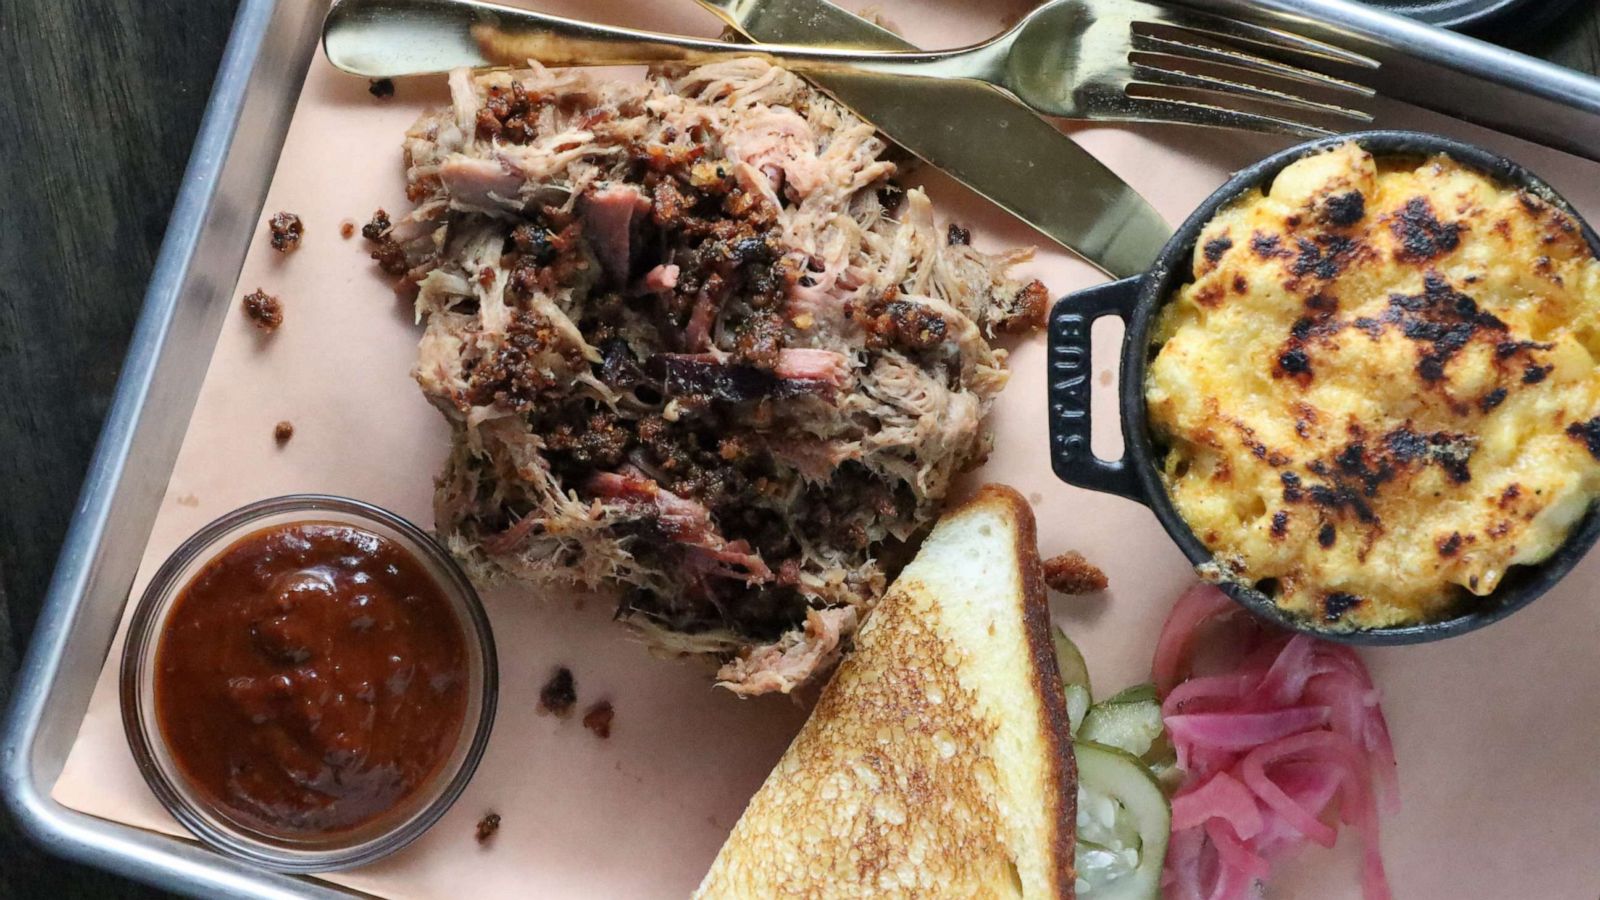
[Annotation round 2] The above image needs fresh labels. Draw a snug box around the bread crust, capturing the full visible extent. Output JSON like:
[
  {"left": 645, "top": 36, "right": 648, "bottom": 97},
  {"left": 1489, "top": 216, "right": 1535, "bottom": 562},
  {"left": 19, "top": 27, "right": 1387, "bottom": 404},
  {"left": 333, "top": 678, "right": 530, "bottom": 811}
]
[
  {"left": 695, "top": 483, "right": 1077, "bottom": 898},
  {"left": 964, "top": 484, "right": 1078, "bottom": 896}
]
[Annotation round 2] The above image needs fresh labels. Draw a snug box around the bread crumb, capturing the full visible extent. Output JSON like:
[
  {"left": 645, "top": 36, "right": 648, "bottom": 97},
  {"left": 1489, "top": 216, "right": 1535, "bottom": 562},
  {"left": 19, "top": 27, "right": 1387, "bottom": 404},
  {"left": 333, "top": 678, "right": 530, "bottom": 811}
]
[
  {"left": 268, "top": 211, "right": 303, "bottom": 253},
  {"left": 537, "top": 667, "right": 576, "bottom": 717},
  {"left": 242, "top": 289, "right": 282, "bottom": 331},
  {"left": 582, "top": 701, "right": 614, "bottom": 739},
  {"left": 273, "top": 421, "right": 294, "bottom": 444},
  {"left": 475, "top": 812, "right": 500, "bottom": 844},
  {"left": 340, "top": 220, "right": 356, "bottom": 239},
  {"left": 369, "top": 77, "right": 395, "bottom": 99},
  {"left": 1042, "top": 551, "right": 1108, "bottom": 594}
]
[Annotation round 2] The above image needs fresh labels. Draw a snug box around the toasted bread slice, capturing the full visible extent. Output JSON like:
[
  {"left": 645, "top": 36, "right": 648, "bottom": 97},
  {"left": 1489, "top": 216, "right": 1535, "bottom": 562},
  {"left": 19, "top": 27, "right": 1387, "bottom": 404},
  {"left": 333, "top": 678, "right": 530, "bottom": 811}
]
[{"left": 696, "top": 485, "right": 1076, "bottom": 898}]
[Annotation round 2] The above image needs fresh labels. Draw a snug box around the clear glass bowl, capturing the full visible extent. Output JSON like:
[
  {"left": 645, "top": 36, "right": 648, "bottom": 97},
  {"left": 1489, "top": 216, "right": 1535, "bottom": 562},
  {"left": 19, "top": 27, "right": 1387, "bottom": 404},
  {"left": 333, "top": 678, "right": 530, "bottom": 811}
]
[{"left": 119, "top": 494, "right": 497, "bottom": 872}]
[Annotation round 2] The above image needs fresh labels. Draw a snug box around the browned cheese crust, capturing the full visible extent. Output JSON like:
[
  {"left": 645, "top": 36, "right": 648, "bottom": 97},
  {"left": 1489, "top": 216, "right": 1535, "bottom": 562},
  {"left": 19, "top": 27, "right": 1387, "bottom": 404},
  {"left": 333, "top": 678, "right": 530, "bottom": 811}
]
[{"left": 1149, "top": 142, "right": 1600, "bottom": 627}]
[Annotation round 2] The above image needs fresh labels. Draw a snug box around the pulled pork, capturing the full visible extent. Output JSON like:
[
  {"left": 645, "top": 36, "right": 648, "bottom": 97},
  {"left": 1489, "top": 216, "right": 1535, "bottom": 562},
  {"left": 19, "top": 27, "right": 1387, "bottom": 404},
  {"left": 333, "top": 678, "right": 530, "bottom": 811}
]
[{"left": 391, "top": 59, "right": 1044, "bottom": 695}]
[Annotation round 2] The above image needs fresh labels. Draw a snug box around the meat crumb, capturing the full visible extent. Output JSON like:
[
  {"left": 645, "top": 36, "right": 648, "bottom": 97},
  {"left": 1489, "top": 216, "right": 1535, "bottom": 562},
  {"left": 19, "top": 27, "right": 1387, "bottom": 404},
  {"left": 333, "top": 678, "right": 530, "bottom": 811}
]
[
  {"left": 371, "top": 237, "right": 409, "bottom": 275},
  {"left": 362, "top": 209, "right": 407, "bottom": 273},
  {"left": 475, "top": 812, "right": 500, "bottom": 844},
  {"left": 268, "top": 212, "right": 303, "bottom": 253},
  {"left": 273, "top": 421, "right": 294, "bottom": 444},
  {"left": 582, "top": 701, "right": 615, "bottom": 739},
  {"left": 339, "top": 220, "right": 356, "bottom": 239},
  {"left": 996, "top": 279, "right": 1050, "bottom": 333},
  {"left": 362, "top": 209, "right": 393, "bottom": 242},
  {"left": 369, "top": 77, "right": 395, "bottom": 99},
  {"left": 1041, "top": 550, "right": 1108, "bottom": 594},
  {"left": 242, "top": 289, "right": 283, "bottom": 331},
  {"left": 537, "top": 667, "right": 576, "bottom": 717}
]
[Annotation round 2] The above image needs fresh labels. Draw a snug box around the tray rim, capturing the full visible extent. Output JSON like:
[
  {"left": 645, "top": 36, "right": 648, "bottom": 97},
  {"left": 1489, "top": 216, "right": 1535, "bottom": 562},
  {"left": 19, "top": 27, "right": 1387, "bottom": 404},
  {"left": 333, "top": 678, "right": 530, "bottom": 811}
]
[
  {"left": 6, "top": 0, "right": 1600, "bottom": 898},
  {"left": 0, "top": 0, "right": 354, "bottom": 897},
  {"left": 1372, "top": 0, "right": 1586, "bottom": 31},
  {"left": 1183, "top": 0, "right": 1600, "bottom": 163}
]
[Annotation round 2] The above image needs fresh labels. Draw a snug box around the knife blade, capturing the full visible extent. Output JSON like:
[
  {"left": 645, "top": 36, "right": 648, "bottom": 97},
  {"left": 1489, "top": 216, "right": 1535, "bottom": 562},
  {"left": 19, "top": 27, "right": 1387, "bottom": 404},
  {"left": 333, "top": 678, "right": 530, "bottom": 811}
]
[{"left": 696, "top": 0, "right": 1170, "bottom": 279}]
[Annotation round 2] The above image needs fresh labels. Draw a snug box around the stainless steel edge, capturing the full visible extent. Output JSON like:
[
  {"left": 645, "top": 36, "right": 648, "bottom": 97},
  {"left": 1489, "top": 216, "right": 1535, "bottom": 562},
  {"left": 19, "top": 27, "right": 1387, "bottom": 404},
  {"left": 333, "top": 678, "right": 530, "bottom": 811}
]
[
  {"left": 0, "top": 0, "right": 355, "bottom": 896},
  {"left": 1174, "top": 0, "right": 1600, "bottom": 163},
  {"left": 4, "top": 0, "right": 1599, "bottom": 897}
]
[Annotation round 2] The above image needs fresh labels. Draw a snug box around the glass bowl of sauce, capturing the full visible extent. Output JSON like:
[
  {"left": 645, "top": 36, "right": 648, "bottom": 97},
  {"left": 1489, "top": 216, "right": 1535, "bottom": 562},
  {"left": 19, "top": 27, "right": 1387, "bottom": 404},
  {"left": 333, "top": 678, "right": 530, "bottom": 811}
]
[{"left": 120, "top": 495, "right": 496, "bottom": 872}]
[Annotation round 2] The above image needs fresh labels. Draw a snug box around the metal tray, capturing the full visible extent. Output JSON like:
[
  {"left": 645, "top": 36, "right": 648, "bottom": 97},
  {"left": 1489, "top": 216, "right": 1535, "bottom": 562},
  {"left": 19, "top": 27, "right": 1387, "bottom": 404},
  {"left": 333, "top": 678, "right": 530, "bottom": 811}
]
[
  {"left": 1182, "top": 0, "right": 1600, "bottom": 163},
  {"left": 1359, "top": 0, "right": 1584, "bottom": 32},
  {"left": 5, "top": 1, "right": 1600, "bottom": 897}
]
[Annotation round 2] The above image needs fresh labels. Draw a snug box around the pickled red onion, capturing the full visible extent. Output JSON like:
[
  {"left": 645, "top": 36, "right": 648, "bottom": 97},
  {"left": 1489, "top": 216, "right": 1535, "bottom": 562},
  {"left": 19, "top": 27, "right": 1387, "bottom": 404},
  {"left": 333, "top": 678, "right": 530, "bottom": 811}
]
[
  {"left": 1206, "top": 819, "right": 1271, "bottom": 880},
  {"left": 1162, "top": 673, "right": 1253, "bottom": 717},
  {"left": 1153, "top": 583, "right": 1238, "bottom": 693},
  {"left": 1171, "top": 771, "right": 1263, "bottom": 837},
  {"left": 1156, "top": 584, "right": 1398, "bottom": 900},
  {"left": 1166, "top": 707, "right": 1332, "bottom": 753}
]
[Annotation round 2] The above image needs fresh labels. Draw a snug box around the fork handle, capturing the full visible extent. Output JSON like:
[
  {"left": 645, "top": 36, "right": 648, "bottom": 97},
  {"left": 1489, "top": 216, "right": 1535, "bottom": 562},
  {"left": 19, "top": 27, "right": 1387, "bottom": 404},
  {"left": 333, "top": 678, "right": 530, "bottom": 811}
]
[{"left": 324, "top": 0, "right": 994, "bottom": 81}]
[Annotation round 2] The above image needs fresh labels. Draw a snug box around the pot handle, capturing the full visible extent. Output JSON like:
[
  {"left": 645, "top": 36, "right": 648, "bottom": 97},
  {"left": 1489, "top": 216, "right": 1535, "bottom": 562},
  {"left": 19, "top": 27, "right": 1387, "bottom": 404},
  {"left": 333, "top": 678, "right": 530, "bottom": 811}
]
[{"left": 1047, "top": 277, "right": 1145, "bottom": 502}]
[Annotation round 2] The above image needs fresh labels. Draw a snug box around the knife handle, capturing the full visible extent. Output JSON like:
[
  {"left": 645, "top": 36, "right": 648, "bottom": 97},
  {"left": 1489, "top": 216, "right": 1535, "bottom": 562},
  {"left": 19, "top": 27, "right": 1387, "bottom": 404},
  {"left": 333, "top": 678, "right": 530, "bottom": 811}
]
[{"left": 337, "top": 0, "right": 962, "bottom": 74}]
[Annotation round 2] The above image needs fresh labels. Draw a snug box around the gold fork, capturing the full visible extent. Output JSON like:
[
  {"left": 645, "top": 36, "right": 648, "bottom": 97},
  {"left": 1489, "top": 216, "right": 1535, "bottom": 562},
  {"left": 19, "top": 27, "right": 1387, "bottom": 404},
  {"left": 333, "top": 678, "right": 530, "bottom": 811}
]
[{"left": 324, "top": 0, "right": 1379, "bottom": 136}]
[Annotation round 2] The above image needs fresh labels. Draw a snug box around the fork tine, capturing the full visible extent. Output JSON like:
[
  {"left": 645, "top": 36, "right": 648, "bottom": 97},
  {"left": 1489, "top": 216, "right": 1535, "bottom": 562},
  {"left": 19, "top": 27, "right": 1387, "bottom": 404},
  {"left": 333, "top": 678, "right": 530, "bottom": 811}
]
[
  {"left": 1133, "top": 32, "right": 1376, "bottom": 98},
  {"left": 1131, "top": 6, "right": 1379, "bottom": 70},
  {"left": 1119, "top": 90, "right": 1336, "bottom": 138},
  {"left": 1131, "top": 54, "right": 1373, "bottom": 123}
]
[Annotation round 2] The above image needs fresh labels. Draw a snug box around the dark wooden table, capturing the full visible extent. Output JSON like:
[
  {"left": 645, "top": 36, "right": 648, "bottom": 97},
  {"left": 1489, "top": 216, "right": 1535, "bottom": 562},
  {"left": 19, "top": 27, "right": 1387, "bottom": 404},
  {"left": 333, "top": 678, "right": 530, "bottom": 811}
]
[{"left": 0, "top": 1, "right": 1597, "bottom": 896}]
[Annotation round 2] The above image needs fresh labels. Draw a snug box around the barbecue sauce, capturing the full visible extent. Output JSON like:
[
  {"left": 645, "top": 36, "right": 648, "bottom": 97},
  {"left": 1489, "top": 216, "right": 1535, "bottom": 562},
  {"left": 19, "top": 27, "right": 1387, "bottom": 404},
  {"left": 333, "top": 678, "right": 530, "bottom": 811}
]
[{"left": 154, "top": 522, "right": 468, "bottom": 836}]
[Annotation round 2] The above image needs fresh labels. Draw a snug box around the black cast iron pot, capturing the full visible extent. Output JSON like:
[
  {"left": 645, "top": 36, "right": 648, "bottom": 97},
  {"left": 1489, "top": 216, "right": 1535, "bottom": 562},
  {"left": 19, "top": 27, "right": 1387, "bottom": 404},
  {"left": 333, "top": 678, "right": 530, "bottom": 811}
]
[{"left": 1047, "top": 129, "right": 1600, "bottom": 644}]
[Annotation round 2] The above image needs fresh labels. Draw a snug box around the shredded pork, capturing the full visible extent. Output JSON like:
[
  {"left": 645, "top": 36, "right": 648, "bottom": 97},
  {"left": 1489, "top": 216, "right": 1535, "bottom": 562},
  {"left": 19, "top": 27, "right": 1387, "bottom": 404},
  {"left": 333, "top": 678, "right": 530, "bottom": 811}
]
[{"left": 388, "top": 59, "right": 1044, "bottom": 694}]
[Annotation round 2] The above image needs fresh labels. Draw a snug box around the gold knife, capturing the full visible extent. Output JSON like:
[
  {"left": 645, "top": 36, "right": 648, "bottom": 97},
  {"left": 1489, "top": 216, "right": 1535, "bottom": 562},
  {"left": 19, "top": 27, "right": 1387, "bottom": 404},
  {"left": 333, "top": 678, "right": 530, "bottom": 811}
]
[{"left": 696, "top": 0, "right": 1171, "bottom": 279}]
